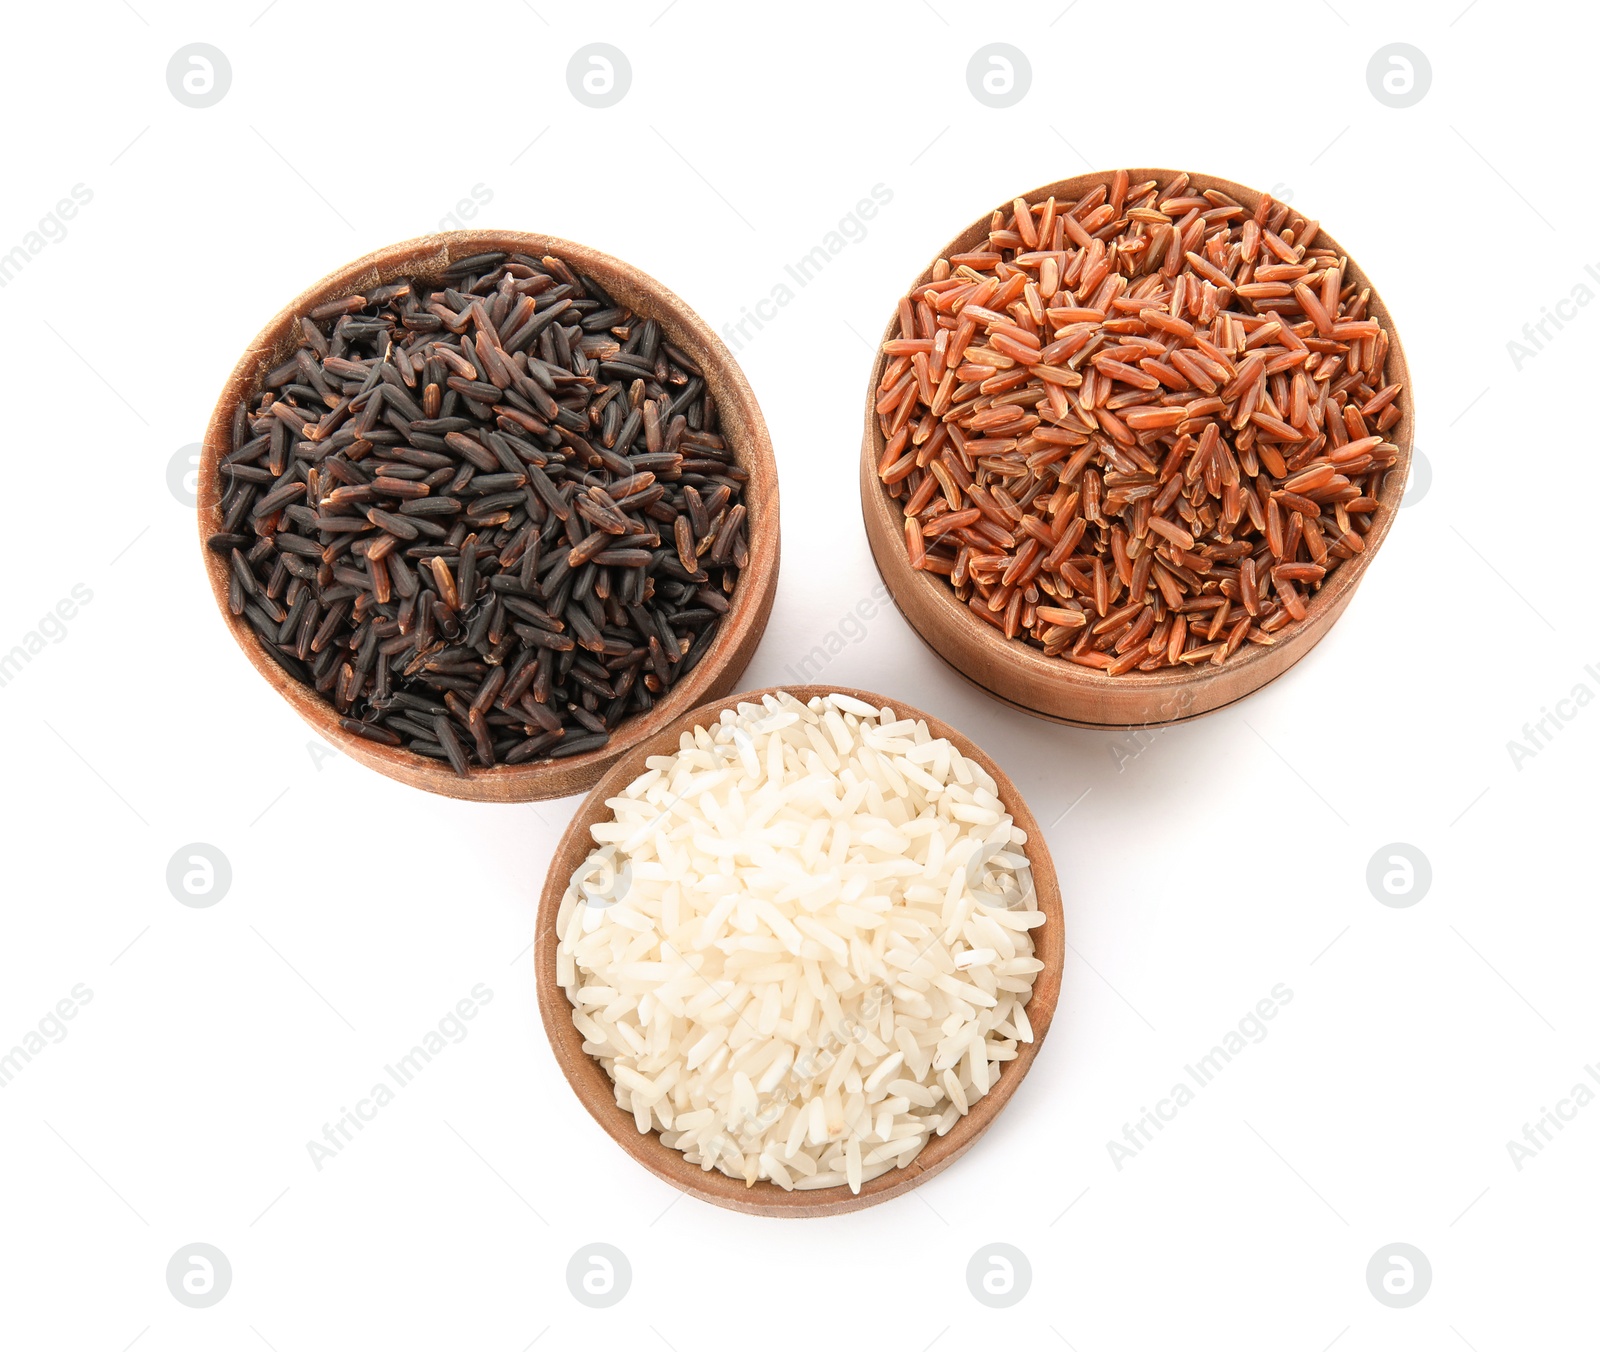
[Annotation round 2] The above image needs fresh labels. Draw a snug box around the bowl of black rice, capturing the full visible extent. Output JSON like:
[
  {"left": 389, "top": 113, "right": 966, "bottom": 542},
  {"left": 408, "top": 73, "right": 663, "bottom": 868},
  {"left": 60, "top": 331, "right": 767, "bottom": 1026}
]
[{"left": 199, "top": 232, "right": 780, "bottom": 802}]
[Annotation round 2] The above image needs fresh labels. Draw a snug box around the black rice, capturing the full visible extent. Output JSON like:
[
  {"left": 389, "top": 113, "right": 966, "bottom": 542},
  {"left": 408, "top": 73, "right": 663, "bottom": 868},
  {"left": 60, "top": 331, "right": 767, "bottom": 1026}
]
[{"left": 210, "top": 250, "right": 748, "bottom": 775}]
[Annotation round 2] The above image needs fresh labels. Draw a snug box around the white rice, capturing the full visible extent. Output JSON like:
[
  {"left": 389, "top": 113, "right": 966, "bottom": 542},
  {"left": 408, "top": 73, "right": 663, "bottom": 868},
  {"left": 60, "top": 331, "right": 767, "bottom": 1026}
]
[{"left": 555, "top": 691, "right": 1044, "bottom": 1194}]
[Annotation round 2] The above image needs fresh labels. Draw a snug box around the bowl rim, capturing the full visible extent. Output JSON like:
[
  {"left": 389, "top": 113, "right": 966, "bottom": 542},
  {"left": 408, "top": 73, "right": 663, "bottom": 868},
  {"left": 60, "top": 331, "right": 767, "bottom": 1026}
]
[
  {"left": 199, "top": 230, "right": 780, "bottom": 803},
  {"left": 859, "top": 167, "right": 1413, "bottom": 703},
  {"left": 533, "top": 683, "right": 1065, "bottom": 1218}
]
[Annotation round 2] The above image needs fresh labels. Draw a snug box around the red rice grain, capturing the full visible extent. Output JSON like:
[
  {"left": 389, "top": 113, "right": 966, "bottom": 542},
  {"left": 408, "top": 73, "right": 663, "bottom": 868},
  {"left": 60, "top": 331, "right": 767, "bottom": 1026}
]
[{"left": 875, "top": 176, "right": 1404, "bottom": 673}]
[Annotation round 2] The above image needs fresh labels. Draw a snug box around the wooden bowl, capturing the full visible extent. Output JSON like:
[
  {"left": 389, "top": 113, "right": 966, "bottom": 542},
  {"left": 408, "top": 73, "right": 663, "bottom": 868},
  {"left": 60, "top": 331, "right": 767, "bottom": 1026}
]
[
  {"left": 534, "top": 684, "right": 1064, "bottom": 1217},
  {"left": 860, "top": 169, "right": 1413, "bottom": 730},
  {"left": 200, "top": 231, "right": 780, "bottom": 801}
]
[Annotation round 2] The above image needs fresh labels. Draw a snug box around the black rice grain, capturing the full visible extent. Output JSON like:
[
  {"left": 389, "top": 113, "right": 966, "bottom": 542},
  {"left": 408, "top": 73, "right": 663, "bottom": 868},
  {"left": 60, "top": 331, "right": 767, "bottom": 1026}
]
[{"left": 212, "top": 251, "right": 748, "bottom": 776}]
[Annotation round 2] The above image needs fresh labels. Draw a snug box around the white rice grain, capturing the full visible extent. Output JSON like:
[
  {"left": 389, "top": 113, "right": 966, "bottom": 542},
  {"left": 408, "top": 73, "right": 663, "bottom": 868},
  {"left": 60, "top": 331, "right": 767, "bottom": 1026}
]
[{"left": 556, "top": 692, "right": 1042, "bottom": 1194}]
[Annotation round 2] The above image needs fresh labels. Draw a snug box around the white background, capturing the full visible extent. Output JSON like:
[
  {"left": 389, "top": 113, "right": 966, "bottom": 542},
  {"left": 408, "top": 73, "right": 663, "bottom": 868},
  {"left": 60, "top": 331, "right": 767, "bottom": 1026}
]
[{"left": 1, "top": 1, "right": 1594, "bottom": 1348}]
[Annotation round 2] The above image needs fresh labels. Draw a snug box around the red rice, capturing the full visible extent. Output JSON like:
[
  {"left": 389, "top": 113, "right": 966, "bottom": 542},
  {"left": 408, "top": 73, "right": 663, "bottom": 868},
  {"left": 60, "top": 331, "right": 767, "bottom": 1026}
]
[{"left": 875, "top": 173, "right": 1404, "bottom": 672}]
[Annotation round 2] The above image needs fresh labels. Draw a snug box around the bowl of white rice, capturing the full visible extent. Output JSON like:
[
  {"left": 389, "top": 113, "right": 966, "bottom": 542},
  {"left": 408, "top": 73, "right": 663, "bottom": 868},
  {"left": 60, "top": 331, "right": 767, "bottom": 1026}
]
[{"left": 535, "top": 685, "right": 1063, "bottom": 1216}]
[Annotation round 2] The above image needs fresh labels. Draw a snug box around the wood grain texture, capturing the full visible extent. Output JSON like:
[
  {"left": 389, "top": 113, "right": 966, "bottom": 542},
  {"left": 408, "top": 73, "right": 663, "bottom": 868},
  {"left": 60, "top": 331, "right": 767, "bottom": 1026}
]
[
  {"left": 534, "top": 684, "right": 1064, "bottom": 1218},
  {"left": 199, "top": 231, "right": 780, "bottom": 802},
  {"left": 860, "top": 169, "right": 1413, "bottom": 730}
]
